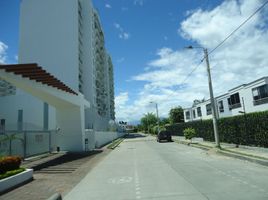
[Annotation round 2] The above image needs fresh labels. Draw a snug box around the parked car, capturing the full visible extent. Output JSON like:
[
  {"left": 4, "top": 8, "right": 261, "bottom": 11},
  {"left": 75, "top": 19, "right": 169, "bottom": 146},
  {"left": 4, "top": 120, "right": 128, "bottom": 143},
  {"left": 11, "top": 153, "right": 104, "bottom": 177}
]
[{"left": 157, "top": 130, "right": 172, "bottom": 142}]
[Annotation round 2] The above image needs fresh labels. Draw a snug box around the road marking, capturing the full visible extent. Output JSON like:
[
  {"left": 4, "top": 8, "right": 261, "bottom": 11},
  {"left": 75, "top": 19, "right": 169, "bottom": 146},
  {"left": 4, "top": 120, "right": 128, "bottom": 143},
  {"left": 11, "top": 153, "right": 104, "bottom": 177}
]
[
  {"left": 108, "top": 176, "right": 133, "bottom": 184},
  {"left": 242, "top": 181, "right": 248, "bottom": 185},
  {"left": 134, "top": 148, "right": 142, "bottom": 200},
  {"left": 250, "top": 184, "right": 257, "bottom": 188}
]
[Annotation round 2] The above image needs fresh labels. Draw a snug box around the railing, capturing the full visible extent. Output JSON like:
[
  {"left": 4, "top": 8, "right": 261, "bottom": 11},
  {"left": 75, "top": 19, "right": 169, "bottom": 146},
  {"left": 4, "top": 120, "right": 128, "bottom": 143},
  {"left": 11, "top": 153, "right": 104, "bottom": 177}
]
[
  {"left": 0, "top": 130, "right": 57, "bottom": 158},
  {"left": 229, "top": 103, "right": 241, "bottom": 110},
  {"left": 253, "top": 97, "right": 268, "bottom": 106}
]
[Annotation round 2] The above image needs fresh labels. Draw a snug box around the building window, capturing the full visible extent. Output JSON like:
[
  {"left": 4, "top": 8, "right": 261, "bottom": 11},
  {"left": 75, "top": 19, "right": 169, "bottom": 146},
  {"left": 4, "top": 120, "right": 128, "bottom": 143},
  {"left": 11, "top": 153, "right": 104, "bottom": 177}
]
[
  {"left": 206, "top": 103, "right": 212, "bottom": 115},
  {"left": 228, "top": 92, "right": 241, "bottom": 109},
  {"left": 185, "top": 111, "right": 190, "bottom": 120},
  {"left": 218, "top": 100, "right": 224, "bottom": 113},
  {"left": 252, "top": 84, "right": 268, "bottom": 105},
  {"left": 193, "top": 110, "right": 196, "bottom": 118},
  {"left": 0, "top": 119, "right": 5, "bottom": 134},
  {"left": 197, "top": 107, "right": 202, "bottom": 117}
]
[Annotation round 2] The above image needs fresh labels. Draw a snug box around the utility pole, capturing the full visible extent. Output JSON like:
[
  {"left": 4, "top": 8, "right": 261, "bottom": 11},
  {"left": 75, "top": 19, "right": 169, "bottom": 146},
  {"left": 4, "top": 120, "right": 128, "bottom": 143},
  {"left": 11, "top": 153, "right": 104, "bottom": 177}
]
[
  {"left": 150, "top": 101, "right": 160, "bottom": 134},
  {"left": 203, "top": 48, "right": 220, "bottom": 148},
  {"left": 155, "top": 103, "right": 160, "bottom": 134}
]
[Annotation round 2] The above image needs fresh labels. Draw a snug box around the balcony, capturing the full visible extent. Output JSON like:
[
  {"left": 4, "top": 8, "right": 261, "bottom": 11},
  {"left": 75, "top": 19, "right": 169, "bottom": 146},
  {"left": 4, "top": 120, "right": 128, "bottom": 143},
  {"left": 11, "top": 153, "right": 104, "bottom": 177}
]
[
  {"left": 229, "top": 103, "right": 242, "bottom": 110},
  {"left": 253, "top": 97, "right": 268, "bottom": 106}
]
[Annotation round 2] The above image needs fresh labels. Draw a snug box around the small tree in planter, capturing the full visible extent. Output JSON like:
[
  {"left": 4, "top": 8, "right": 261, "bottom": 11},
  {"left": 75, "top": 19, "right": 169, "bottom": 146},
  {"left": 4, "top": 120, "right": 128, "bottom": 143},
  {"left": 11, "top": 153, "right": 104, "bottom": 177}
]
[{"left": 183, "top": 128, "right": 196, "bottom": 143}]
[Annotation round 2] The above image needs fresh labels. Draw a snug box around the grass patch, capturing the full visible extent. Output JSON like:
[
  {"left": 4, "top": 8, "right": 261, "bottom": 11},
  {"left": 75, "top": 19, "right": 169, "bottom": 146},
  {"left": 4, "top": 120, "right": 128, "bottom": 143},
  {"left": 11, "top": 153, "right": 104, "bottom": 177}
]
[
  {"left": 0, "top": 168, "right": 25, "bottom": 180},
  {"left": 107, "top": 138, "right": 124, "bottom": 149}
]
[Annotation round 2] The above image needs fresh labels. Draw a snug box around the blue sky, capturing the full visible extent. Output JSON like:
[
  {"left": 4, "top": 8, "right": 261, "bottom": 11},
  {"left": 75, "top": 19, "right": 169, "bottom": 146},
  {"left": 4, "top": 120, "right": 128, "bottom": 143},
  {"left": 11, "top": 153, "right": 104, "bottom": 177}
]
[{"left": 1, "top": 0, "right": 268, "bottom": 123}]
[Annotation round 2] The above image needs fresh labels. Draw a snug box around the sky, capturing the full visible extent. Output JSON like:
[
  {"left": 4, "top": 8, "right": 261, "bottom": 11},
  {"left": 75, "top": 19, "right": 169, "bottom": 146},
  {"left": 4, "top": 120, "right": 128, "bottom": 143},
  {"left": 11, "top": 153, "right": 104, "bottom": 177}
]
[{"left": 1, "top": 0, "right": 268, "bottom": 124}]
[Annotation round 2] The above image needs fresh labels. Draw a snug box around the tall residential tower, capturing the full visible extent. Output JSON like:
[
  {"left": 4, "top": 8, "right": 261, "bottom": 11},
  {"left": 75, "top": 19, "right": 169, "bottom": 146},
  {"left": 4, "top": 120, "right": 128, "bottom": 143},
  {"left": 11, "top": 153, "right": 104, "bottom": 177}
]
[{"left": 0, "top": 0, "right": 115, "bottom": 131}]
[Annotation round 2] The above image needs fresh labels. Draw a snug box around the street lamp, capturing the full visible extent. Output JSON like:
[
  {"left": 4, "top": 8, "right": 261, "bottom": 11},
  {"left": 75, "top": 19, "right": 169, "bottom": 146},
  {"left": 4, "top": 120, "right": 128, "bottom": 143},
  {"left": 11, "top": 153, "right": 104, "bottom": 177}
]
[
  {"left": 185, "top": 45, "right": 220, "bottom": 148},
  {"left": 150, "top": 101, "right": 160, "bottom": 134}
]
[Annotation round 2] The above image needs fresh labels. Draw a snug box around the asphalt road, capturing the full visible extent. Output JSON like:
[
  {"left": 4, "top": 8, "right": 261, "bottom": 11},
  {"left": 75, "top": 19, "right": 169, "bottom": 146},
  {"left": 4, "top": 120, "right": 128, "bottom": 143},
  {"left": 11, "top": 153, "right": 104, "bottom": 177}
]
[{"left": 65, "top": 134, "right": 268, "bottom": 200}]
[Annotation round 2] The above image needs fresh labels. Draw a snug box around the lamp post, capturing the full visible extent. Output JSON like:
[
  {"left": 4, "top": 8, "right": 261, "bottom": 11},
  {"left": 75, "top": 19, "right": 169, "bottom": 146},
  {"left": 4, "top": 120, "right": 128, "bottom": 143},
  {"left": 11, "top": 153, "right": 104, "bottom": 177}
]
[
  {"left": 185, "top": 46, "right": 220, "bottom": 148},
  {"left": 150, "top": 101, "right": 160, "bottom": 134}
]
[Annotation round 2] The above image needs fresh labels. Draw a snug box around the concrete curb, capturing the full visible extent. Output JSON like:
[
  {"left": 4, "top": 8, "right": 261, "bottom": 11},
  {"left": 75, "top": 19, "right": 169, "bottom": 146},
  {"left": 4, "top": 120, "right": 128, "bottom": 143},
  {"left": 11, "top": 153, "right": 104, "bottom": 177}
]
[
  {"left": 217, "top": 149, "right": 268, "bottom": 167},
  {"left": 107, "top": 138, "right": 124, "bottom": 150},
  {"left": 174, "top": 139, "right": 268, "bottom": 167},
  {"left": 0, "top": 169, "right": 33, "bottom": 194},
  {"left": 47, "top": 193, "right": 62, "bottom": 200}
]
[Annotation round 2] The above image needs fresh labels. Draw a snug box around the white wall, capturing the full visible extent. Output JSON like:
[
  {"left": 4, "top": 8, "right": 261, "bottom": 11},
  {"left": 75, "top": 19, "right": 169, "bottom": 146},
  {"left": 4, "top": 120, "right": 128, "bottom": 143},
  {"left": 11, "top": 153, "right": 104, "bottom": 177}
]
[
  {"left": 241, "top": 79, "right": 268, "bottom": 113},
  {"left": 0, "top": 90, "right": 56, "bottom": 130},
  {"left": 95, "top": 131, "right": 125, "bottom": 148},
  {"left": 183, "top": 78, "right": 268, "bottom": 122},
  {"left": 217, "top": 97, "right": 232, "bottom": 118},
  {"left": 19, "top": 0, "right": 79, "bottom": 91},
  {"left": 0, "top": 0, "right": 80, "bottom": 131}
]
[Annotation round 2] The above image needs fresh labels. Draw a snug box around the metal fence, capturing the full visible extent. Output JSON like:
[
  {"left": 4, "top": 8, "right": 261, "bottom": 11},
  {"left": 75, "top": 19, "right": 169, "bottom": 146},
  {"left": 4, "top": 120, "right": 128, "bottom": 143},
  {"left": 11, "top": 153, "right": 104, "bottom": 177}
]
[{"left": 0, "top": 130, "right": 57, "bottom": 158}]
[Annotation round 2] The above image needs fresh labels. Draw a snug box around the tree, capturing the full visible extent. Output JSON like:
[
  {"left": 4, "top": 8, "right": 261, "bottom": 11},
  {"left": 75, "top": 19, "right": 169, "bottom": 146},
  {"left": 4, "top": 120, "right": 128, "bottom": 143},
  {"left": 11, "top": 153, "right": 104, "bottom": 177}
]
[
  {"left": 159, "top": 118, "right": 170, "bottom": 126},
  {"left": 140, "top": 112, "right": 157, "bottom": 133},
  {"left": 169, "top": 106, "right": 184, "bottom": 124}
]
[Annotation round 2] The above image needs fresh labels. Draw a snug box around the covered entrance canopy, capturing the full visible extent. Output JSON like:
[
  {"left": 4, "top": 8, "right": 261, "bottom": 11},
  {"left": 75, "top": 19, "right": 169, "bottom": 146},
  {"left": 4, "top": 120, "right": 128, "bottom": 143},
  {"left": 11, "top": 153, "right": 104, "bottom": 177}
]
[{"left": 0, "top": 63, "right": 90, "bottom": 151}]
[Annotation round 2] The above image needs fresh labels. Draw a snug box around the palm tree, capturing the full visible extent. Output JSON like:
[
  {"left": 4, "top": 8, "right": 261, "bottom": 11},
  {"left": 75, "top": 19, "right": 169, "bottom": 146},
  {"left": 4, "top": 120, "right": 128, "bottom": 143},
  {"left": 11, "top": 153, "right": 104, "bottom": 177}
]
[{"left": 0, "top": 133, "right": 24, "bottom": 156}]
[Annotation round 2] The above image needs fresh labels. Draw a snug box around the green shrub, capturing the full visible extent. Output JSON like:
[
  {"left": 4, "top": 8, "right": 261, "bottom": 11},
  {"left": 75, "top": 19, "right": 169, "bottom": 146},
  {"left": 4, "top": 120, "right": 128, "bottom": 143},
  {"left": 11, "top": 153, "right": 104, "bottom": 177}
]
[
  {"left": 0, "top": 156, "right": 22, "bottom": 174},
  {"left": 183, "top": 128, "right": 196, "bottom": 140},
  {"left": 166, "top": 110, "right": 268, "bottom": 147},
  {"left": 0, "top": 168, "right": 25, "bottom": 180}
]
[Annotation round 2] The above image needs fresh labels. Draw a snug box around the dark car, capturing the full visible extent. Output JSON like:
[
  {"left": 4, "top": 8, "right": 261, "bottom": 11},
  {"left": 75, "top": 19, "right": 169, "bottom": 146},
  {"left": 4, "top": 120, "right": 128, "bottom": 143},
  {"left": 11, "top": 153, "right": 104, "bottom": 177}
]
[{"left": 157, "top": 130, "right": 172, "bottom": 142}]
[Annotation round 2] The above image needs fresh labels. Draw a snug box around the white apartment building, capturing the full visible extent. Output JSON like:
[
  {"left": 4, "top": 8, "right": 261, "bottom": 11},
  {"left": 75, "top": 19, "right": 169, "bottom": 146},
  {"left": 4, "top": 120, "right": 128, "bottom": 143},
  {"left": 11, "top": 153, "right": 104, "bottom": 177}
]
[
  {"left": 0, "top": 0, "right": 115, "bottom": 131},
  {"left": 184, "top": 77, "right": 268, "bottom": 122}
]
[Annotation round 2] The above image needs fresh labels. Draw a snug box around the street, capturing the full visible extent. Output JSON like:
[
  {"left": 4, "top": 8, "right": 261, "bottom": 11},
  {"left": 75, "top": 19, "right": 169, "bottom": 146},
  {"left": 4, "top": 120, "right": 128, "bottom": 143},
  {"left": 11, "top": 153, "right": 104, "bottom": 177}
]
[{"left": 65, "top": 134, "right": 268, "bottom": 200}]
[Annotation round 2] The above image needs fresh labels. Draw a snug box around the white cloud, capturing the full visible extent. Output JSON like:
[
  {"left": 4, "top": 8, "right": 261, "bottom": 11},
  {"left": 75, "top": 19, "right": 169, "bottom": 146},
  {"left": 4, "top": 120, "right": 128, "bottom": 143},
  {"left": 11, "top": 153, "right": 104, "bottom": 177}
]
[
  {"left": 119, "top": 32, "right": 130, "bottom": 40},
  {"left": 134, "top": 0, "right": 144, "bottom": 6},
  {"left": 114, "top": 23, "right": 131, "bottom": 40},
  {"left": 121, "top": 7, "right": 129, "bottom": 11},
  {"left": 117, "top": 57, "right": 125, "bottom": 63},
  {"left": 115, "top": 0, "right": 268, "bottom": 122},
  {"left": 0, "top": 41, "right": 8, "bottom": 64},
  {"left": 115, "top": 92, "right": 130, "bottom": 121},
  {"left": 105, "top": 4, "right": 112, "bottom": 9}
]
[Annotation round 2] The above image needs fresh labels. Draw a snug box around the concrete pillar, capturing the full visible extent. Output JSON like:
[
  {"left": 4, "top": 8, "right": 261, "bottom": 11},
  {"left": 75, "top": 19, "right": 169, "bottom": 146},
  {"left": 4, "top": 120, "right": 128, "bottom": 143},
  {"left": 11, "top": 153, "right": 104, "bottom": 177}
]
[{"left": 56, "top": 105, "right": 85, "bottom": 152}]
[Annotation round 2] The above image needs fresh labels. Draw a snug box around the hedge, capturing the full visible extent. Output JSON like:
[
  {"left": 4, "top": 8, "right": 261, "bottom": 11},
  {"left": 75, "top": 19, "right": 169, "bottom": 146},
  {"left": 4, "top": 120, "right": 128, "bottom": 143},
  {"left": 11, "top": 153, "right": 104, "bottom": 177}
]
[
  {"left": 0, "top": 156, "right": 22, "bottom": 174},
  {"left": 166, "top": 110, "right": 268, "bottom": 147}
]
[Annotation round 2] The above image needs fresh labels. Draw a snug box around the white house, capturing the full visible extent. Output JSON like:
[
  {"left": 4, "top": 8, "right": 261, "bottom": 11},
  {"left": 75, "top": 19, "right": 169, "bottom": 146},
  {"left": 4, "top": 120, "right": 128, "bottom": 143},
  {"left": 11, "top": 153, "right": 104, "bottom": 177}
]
[
  {"left": 184, "top": 77, "right": 268, "bottom": 122},
  {"left": 0, "top": 0, "right": 115, "bottom": 132}
]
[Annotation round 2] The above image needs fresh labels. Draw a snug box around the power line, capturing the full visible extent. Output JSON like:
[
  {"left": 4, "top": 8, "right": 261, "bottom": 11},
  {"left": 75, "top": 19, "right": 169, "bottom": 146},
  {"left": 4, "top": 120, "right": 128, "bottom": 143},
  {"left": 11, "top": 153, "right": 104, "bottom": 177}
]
[
  {"left": 154, "top": 0, "right": 268, "bottom": 104},
  {"left": 208, "top": 0, "right": 268, "bottom": 56},
  {"left": 160, "top": 57, "right": 204, "bottom": 102},
  {"left": 180, "top": 59, "right": 204, "bottom": 85}
]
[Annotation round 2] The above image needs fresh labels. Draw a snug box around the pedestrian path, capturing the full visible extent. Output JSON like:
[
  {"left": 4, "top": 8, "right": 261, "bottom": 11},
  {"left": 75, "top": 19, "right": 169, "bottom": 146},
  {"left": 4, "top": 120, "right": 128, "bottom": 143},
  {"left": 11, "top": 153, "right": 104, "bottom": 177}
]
[{"left": 173, "top": 136, "right": 268, "bottom": 160}]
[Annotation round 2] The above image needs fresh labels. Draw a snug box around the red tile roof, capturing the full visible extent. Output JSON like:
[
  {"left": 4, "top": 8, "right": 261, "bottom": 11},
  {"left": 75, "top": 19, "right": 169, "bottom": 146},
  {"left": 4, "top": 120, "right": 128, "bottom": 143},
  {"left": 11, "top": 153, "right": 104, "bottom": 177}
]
[{"left": 0, "top": 63, "right": 78, "bottom": 95}]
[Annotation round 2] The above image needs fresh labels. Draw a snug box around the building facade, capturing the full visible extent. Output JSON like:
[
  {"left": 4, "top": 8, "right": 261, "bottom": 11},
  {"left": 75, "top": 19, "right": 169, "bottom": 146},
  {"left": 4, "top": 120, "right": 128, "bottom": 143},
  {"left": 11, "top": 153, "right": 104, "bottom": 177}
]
[
  {"left": 0, "top": 0, "right": 115, "bottom": 131},
  {"left": 184, "top": 77, "right": 268, "bottom": 122}
]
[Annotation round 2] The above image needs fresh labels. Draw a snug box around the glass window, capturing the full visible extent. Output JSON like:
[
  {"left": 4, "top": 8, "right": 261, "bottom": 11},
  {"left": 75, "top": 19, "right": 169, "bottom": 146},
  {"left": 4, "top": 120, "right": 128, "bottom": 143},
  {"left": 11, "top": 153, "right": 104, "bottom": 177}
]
[
  {"left": 197, "top": 107, "right": 202, "bottom": 117},
  {"left": 252, "top": 84, "right": 268, "bottom": 101},
  {"left": 206, "top": 104, "right": 212, "bottom": 115},
  {"left": 230, "top": 93, "right": 240, "bottom": 105},
  {"left": 193, "top": 110, "right": 196, "bottom": 118},
  {"left": 218, "top": 100, "right": 224, "bottom": 113},
  {"left": 186, "top": 111, "right": 190, "bottom": 119}
]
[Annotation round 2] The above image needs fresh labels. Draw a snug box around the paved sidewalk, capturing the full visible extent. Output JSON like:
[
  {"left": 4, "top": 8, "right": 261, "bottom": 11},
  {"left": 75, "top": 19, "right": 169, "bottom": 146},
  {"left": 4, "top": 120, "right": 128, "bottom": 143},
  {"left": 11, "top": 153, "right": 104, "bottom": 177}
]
[
  {"left": 173, "top": 136, "right": 268, "bottom": 160},
  {"left": 0, "top": 150, "right": 110, "bottom": 200}
]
